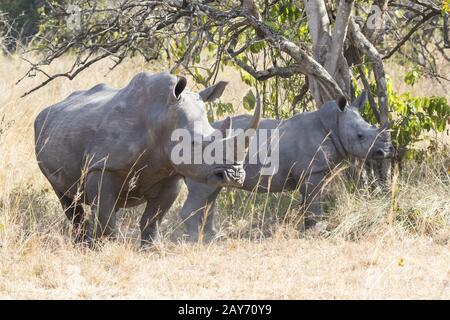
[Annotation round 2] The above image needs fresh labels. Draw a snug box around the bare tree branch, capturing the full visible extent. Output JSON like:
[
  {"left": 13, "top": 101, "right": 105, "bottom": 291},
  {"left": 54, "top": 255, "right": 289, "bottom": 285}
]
[
  {"left": 304, "top": 0, "right": 330, "bottom": 61},
  {"left": 291, "top": 78, "right": 309, "bottom": 112},
  {"left": 241, "top": 11, "right": 343, "bottom": 100},
  {"left": 350, "top": 18, "right": 389, "bottom": 125},
  {"left": 227, "top": 51, "right": 303, "bottom": 81},
  {"left": 444, "top": 13, "right": 450, "bottom": 48},
  {"left": 324, "top": 0, "right": 354, "bottom": 78},
  {"left": 357, "top": 65, "right": 381, "bottom": 123},
  {"left": 383, "top": 10, "right": 439, "bottom": 60}
]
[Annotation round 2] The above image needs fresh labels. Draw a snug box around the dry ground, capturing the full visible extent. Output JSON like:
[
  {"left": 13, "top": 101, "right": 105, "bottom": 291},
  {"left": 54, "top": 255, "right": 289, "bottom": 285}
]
[
  {"left": 0, "top": 55, "right": 449, "bottom": 299},
  {"left": 1, "top": 236, "right": 449, "bottom": 299}
]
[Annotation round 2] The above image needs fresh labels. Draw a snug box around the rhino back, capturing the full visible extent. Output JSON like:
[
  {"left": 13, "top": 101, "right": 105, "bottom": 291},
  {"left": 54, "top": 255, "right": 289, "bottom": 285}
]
[
  {"left": 34, "top": 84, "right": 119, "bottom": 191},
  {"left": 212, "top": 115, "right": 281, "bottom": 131},
  {"left": 34, "top": 72, "right": 177, "bottom": 195}
]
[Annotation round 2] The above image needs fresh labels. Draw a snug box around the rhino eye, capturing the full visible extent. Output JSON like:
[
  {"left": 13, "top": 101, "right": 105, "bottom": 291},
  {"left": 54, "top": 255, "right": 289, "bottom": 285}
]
[{"left": 357, "top": 133, "right": 364, "bottom": 140}]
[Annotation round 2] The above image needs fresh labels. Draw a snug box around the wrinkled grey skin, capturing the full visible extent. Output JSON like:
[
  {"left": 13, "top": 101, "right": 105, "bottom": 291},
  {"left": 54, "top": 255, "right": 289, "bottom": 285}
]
[
  {"left": 180, "top": 92, "right": 394, "bottom": 241},
  {"left": 34, "top": 72, "right": 259, "bottom": 246}
]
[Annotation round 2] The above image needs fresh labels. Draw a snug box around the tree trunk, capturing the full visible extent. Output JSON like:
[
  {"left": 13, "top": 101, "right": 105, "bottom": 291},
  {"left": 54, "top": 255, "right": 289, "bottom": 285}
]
[
  {"left": 302, "top": 0, "right": 391, "bottom": 187},
  {"left": 350, "top": 19, "right": 391, "bottom": 187}
]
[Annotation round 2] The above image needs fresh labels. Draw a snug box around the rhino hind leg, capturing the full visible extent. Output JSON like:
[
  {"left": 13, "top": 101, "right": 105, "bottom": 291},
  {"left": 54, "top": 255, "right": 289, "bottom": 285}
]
[
  {"left": 57, "top": 192, "right": 89, "bottom": 243},
  {"left": 85, "top": 171, "right": 122, "bottom": 241},
  {"left": 299, "top": 172, "right": 325, "bottom": 231}
]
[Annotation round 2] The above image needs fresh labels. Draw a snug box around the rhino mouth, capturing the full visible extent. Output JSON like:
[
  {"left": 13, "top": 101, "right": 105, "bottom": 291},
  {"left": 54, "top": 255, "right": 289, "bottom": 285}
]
[
  {"left": 207, "top": 167, "right": 245, "bottom": 187},
  {"left": 371, "top": 146, "right": 395, "bottom": 160}
]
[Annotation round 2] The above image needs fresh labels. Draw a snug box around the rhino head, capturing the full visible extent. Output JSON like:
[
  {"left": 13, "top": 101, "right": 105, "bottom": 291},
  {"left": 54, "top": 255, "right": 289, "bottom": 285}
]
[
  {"left": 320, "top": 91, "right": 394, "bottom": 161},
  {"left": 165, "top": 76, "right": 260, "bottom": 188}
]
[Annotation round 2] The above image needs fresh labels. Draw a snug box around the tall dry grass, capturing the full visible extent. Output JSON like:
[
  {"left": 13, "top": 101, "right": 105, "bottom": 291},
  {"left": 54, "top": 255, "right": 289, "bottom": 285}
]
[{"left": 0, "top": 55, "right": 449, "bottom": 299}]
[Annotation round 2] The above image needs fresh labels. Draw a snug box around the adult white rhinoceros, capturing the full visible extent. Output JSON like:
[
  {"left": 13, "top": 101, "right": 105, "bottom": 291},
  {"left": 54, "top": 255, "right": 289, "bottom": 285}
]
[{"left": 34, "top": 72, "right": 260, "bottom": 246}]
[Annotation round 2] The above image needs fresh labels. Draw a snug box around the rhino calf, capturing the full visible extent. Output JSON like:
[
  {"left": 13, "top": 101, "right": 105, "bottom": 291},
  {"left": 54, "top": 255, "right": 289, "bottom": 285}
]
[
  {"left": 34, "top": 72, "right": 261, "bottom": 246},
  {"left": 180, "top": 92, "right": 394, "bottom": 241}
]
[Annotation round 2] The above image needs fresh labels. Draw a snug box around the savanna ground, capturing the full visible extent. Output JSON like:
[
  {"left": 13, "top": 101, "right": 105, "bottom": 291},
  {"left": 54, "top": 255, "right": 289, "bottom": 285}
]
[{"left": 0, "top": 55, "right": 449, "bottom": 299}]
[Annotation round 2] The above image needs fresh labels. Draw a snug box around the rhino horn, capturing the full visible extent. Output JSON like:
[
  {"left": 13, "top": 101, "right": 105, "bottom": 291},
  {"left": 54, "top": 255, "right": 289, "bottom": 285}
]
[
  {"left": 243, "top": 90, "right": 261, "bottom": 149},
  {"left": 231, "top": 91, "right": 261, "bottom": 162}
]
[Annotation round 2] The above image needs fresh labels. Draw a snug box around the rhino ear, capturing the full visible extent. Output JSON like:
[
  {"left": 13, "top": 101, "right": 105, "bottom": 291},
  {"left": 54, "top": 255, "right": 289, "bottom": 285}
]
[
  {"left": 168, "top": 76, "right": 187, "bottom": 104},
  {"left": 336, "top": 95, "right": 347, "bottom": 112},
  {"left": 352, "top": 90, "right": 368, "bottom": 112},
  {"left": 172, "top": 76, "right": 187, "bottom": 100},
  {"left": 219, "top": 116, "right": 232, "bottom": 138},
  {"left": 199, "top": 81, "right": 229, "bottom": 102}
]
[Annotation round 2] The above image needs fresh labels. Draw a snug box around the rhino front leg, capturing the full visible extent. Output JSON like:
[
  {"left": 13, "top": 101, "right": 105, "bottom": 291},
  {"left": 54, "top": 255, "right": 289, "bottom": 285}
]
[
  {"left": 85, "top": 170, "right": 122, "bottom": 241},
  {"left": 180, "top": 179, "right": 221, "bottom": 242},
  {"left": 140, "top": 178, "right": 182, "bottom": 246},
  {"left": 300, "top": 172, "right": 325, "bottom": 230},
  {"left": 203, "top": 198, "right": 218, "bottom": 241}
]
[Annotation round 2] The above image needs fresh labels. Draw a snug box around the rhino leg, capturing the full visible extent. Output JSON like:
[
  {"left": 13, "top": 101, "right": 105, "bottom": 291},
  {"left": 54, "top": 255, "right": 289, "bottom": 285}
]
[
  {"left": 140, "top": 178, "right": 182, "bottom": 246},
  {"left": 85, "top": 171, "right": 122, "bottom": 241},
  {"left": 56, "top": 191, "right": 88, "bottom": 243},
  {"left": 180, "top": 179, "right": 221, "bottom": 242},
  {"left": 300, "top": 172, "right": 325, "bottom": 230},
  {"left": 202, "top": 198, "right": 218, "bottom": 241}
]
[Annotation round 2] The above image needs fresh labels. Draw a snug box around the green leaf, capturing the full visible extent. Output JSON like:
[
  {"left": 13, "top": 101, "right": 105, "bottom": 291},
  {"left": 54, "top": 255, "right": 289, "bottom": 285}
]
[
  {"left": 249, "top": 41, "right": 266, "bottom": 54},
  {"left": 240, "top": 71, "right": 254, "bottom": 86},
  {"left": 404, "top": 69, "right": 419, "bottom": 86},
  {"left": 214, "top": 101, "right": 234, "bottom": 119},
  {"left": 194, "top": 54, "right": 201, "bottom": 64},
  {"left": 243, "top": 90, "right": 256, "bottom": 111}
]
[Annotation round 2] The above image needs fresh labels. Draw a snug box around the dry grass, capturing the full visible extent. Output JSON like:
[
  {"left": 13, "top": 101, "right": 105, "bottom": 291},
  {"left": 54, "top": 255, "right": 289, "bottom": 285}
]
[
  {"left": 0, "top": 55, "right": 449, "bottom": 299},
  {"left": 1, "top": 236, "right": 449, "bottom": 299}
]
